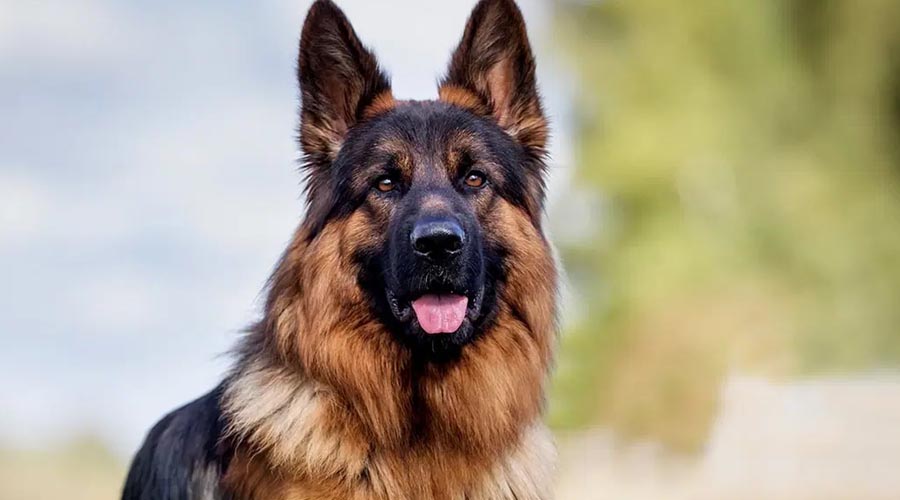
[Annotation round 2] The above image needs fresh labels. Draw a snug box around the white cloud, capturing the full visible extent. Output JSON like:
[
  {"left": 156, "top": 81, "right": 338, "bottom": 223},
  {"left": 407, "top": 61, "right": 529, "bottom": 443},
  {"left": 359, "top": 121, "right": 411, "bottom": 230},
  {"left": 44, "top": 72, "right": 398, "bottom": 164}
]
[
  {"left": 0, "top": 0, "right": 139, "bottom": 69},
  {"left": 0, "top": 170, "right": 51, "bottom": 247}
]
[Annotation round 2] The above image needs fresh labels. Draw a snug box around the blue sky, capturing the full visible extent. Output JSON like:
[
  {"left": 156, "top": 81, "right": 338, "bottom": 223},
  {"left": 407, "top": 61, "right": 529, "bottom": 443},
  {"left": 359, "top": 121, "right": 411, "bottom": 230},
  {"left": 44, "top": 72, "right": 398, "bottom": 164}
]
[{"left": 0, "top": 0, "right": 574, "bottom": 456}]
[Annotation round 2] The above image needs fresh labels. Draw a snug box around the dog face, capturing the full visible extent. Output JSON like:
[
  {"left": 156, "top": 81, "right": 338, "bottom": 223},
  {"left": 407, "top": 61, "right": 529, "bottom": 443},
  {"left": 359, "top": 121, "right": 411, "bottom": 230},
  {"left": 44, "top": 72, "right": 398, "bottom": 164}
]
[{"left": 295, "top": 0, "right": 549, "bottom": 357}]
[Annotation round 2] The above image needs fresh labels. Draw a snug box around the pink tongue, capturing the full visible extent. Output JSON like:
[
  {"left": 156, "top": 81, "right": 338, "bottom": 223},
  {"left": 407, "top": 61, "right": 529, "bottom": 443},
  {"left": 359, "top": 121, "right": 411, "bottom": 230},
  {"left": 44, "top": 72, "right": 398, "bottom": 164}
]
[{"left": 411, "top": 294, "right": 469, "bottom": 335}]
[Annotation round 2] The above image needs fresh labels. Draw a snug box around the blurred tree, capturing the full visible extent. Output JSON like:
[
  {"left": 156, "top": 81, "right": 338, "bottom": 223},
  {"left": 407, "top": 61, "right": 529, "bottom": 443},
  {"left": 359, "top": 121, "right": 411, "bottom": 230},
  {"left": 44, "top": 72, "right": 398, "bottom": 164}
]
[{"left": 549, "top": 0, "right": 900, "bottom": 451}]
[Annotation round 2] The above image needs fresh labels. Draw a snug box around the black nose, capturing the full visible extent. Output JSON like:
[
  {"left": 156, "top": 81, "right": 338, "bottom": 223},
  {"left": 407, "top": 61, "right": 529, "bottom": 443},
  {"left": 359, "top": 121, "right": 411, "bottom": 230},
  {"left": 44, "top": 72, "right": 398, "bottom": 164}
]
[{"left": 411, "top": 218, "right": 465, "bottom": 261}]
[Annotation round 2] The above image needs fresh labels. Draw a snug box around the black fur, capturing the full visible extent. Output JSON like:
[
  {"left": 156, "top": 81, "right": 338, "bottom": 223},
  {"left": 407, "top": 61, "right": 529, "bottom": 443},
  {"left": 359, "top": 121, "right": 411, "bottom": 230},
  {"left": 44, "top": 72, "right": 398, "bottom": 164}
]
[{"left": 121, "top": 385, "right": 231, "bottom": 500}]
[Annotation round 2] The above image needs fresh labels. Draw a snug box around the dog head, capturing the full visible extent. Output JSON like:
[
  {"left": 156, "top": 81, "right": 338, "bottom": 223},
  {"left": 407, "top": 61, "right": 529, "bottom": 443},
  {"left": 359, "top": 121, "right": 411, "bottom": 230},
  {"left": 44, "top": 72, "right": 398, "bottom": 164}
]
[{"left": 294, "top": 0, "right": 551, "bottom": 358}]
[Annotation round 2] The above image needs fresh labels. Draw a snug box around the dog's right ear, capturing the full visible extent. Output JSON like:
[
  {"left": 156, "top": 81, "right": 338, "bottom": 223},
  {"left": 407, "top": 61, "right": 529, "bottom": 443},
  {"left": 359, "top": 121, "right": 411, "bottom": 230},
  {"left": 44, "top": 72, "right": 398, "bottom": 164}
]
[{"left": 297, "top": 0, "right": 393, "bottom": 168}]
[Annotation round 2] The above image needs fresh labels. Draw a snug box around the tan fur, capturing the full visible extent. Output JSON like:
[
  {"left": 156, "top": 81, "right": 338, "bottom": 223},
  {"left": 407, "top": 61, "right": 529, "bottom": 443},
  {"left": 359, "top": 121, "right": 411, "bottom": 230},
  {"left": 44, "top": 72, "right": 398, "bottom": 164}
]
[
  {"left": 224, "top": 417, "right": 555, "bottom": 500},
  {"left": 439, "top": 84, "right": 490, "bottom": 116},
  {"left": 299, "top": 118, "right": 344, "bottom": 161},
  {"left": 362, "top": 91, "right": 397, "bottom": 120},
  {"left": 439, "top": 77, "right": 548, "bottom": 153},
  {"left": 221, "top": 198, "right": 557, "bottom": 498},
  {"left": 300, "top": 93, "right": 400, "bottom": 162}
]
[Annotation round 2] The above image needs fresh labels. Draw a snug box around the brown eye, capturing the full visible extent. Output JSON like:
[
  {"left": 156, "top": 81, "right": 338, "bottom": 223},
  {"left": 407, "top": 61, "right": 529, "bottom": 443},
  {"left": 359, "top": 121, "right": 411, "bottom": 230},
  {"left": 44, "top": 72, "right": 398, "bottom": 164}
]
[
  {"left": 464, "top": 171, "right": 487, "bottom": 189},
  {"left": 375, "top": 175, "right": 396, "bottom": 193}
]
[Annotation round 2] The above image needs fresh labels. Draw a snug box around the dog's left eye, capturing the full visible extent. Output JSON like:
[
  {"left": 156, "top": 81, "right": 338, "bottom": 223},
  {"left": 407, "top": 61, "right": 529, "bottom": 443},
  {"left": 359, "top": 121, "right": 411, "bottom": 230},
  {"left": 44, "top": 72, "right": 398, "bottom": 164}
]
[
  {"left": 464, "top": 171, "right": 487, "bottom": 189},
  {"left": 374, "top": 175, "right": 397, "bottom": 193}
]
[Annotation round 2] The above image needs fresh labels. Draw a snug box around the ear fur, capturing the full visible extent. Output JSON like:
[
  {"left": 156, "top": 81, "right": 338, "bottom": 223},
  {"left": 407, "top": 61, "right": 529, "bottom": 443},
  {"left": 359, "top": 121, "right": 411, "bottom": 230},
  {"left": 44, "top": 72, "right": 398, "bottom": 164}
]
[
  {"left": 440, "top": 0, "right": 547, "bottom": 154},
  {"left": 297, "top": 0, "right": 393, "bottom": 167}
]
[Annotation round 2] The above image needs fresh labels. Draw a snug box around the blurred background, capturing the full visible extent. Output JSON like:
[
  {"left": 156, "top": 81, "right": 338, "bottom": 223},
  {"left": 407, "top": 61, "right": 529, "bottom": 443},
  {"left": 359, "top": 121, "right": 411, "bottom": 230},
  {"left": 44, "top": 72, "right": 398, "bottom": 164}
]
[{"left": 1, "top": 0, "right": 899, "bottom": 498}]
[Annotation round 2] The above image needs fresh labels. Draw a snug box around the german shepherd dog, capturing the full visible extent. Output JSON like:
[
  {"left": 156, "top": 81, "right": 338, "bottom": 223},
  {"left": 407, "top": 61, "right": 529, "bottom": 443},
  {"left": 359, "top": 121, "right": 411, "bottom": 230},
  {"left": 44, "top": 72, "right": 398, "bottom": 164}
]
[{"left": 122, "top": 0, "right": 557, "bottom": 498}]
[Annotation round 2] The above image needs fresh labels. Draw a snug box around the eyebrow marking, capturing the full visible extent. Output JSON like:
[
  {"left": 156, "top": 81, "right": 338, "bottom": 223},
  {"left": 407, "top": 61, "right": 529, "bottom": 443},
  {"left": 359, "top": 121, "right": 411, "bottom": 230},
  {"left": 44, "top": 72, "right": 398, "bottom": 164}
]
[{"left": 371, "top": 138, "right": 414, "bottom": 178}]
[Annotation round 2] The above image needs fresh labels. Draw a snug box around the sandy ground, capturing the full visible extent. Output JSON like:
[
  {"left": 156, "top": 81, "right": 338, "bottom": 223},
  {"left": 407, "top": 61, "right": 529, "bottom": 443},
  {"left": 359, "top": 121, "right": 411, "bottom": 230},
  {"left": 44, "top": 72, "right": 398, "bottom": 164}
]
[{"left": 556, "top": 373, "right": 900, "bottom": 500}]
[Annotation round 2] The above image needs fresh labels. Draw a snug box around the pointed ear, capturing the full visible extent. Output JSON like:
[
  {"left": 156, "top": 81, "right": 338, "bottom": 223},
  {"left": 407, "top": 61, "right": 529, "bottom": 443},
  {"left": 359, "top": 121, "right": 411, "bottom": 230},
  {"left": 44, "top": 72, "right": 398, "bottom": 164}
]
[
  {"left": 440, "top": 0, "right": 547, "bottom": 154},
  {"left": 297, "top": 0, "right": 394, "bottom": 167}
]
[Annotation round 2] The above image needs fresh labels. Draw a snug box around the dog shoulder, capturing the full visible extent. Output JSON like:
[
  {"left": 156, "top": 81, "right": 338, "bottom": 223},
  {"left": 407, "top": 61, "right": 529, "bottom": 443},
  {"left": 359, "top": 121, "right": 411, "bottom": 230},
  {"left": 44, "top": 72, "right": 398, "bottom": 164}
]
[{"left": 122, "top": 384, "right": 231, "bottom": 500}]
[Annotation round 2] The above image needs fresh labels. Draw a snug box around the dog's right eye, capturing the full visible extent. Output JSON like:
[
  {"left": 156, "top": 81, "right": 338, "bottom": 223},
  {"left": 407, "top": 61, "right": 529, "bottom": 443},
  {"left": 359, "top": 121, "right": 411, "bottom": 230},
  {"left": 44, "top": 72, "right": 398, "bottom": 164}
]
[{"left": 374, "top": 175, "right": 397, "bottom": 193}]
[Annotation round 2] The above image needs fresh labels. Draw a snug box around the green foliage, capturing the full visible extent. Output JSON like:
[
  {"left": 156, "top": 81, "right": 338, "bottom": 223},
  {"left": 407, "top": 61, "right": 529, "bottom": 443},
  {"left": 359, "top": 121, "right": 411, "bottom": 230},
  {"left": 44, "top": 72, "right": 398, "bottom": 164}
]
[{"left": 549, "top": 0, "right": 900, "bottom": 450}]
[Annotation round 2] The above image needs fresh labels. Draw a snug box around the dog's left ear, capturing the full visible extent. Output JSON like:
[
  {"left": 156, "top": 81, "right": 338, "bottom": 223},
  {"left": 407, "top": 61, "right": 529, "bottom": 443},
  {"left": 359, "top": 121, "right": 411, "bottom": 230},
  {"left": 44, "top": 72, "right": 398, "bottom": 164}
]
[
  {"left": 297, "top": 0, "right": 393, "bottom": 167},
  {"left": 440, "top": 0, "right": 547, "bottom": 155}
]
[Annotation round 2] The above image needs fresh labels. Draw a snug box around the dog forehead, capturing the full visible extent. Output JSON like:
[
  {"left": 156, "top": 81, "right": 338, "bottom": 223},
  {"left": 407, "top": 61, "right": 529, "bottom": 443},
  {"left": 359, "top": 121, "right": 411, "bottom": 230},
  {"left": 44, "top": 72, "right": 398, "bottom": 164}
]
[
  {"left": 380, "top": 101, "right": 479, "bottom": 146},
  {"left": 366, "top": 104, "right": 482, "bottom": 180}
]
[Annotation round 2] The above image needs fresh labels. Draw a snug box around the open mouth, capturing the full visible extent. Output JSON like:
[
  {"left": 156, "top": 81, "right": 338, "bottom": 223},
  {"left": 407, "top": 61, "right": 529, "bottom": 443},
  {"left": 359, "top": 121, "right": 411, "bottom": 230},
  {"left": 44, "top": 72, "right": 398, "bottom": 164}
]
[
  {"left": 387, "top": 287, "right": 484, "bottom": 335},
  {"left": 411, "top": 294, "right": 468, "bottom": 334}
]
